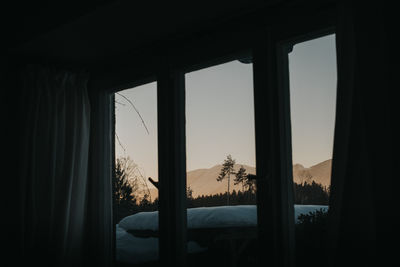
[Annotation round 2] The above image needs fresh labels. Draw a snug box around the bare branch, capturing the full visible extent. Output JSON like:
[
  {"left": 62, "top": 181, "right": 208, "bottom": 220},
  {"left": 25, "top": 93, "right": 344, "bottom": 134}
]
[
  {"left": 116, "top": 92, "right": 150, "bottom": 135},
  {"left": 115, "top": 100, "right": 126, "bottom": 106},
  {"left": 115, "top": 133, "right": 126, "bottom": 153}
]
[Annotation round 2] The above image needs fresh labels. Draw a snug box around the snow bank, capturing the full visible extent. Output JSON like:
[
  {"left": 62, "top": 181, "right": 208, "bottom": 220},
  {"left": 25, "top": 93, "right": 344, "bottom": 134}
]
[
  {"left": 116, "top": 224, "right": 159, "bottom": 264},
  {"left": 119, "top": 210, "right": 159, "bottom": 231},
  {"left": 116, "top": 224, "right": 206, "bottom": 264},
  {"left": 118, "top": 204, "right": 327, "bottom": 231},
  {"left": 118, "top": 205, "right": 257, "bottom": 231},
  {"left": 116, "top": 205, "right": 328, "bottom": 264},
  {"left": 188, "top": 205, "right": 257, "bottom": 228}
]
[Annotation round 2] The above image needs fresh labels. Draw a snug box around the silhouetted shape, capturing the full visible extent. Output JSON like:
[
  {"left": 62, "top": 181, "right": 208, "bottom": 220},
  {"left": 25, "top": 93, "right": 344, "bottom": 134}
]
[
  {"left": 246, "top": 174, "right": 257, "bottom": 193},
  {"left": 234, "top": 166, "right": 248, "bottom": 192},
  {"left": 293, "top": 181, "right": 330, "bottom": 205},
  {"left": 114, "top": 157, "right": 139, "bottom": 222},
  {"left": 148, "top": 177, "right": 159, "bottom": 189},
  {"left": 295, "top": 209, "right": 328, "bottom": 267},
  {"left": 217, "top": 155, "right": 236, "bottom": 206}
]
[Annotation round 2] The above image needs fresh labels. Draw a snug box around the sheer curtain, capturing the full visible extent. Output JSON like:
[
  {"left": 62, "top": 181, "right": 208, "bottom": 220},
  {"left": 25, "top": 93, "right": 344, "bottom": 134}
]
[
  {"left": 85, "top": 88, "right": 114, "bottom": 267},
  {"left": 18, "top": 65, "right": 113, "bottom": 266}
]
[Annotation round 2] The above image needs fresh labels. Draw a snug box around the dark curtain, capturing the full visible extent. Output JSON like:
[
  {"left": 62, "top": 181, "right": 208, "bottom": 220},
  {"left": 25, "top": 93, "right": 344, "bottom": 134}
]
[
  {"left": 328, "top": 1, "right": 396, "bottom": 266},
  {"left": 16, "top": 65, "right": 114, "bottom": 266},
  {"left": 84, "top": 88, "right": 114, "bottom": 267}
]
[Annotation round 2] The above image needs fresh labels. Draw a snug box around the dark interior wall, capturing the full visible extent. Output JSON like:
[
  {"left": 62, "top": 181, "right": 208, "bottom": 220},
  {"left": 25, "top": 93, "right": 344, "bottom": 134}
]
[{"left": 1, "top": 56, "right": 22, "bottom": 264}]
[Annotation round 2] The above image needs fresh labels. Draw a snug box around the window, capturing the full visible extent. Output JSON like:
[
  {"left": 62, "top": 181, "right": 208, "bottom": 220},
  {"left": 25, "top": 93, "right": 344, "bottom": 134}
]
[
  {"left": 185, "top": 59, "right": 258, "bottom": 266},
  {"left": 287, "top": 34, "right": 337, "bottom": 266},
  {"left": 109, "top": 20, "right": 338, "bottom": 267},
  {"left": 114, "top": 82, "right": 159, "bottom": 265}
]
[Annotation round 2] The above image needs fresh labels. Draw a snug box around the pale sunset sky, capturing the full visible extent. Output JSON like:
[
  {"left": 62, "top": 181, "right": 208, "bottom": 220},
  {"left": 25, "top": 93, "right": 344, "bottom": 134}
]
[{"left": 115, "top": 34, "right": 337, "bottom": 179}]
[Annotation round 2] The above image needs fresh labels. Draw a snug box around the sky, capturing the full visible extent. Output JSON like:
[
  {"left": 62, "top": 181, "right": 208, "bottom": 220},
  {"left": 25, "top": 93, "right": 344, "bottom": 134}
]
[
  {"left": 115, "top": 34, "right": 337, "bottom": 179},
  {"left": 289, "top": 34, "right": 337, "bottom": 167}
]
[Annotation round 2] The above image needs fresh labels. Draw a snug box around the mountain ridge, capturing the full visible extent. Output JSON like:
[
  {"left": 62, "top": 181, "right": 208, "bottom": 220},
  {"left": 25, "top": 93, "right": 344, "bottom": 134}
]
[
  {"left": 187, "top": 159, "right": 332, "bottom": 197},
  {"left": 147, "top": 159, "right": 332, "bottom": 200}
]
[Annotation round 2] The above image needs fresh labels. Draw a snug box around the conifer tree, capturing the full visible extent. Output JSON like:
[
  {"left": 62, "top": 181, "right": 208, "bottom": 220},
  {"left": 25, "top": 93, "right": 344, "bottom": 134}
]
[
  {"left": 217, "top": 154, "right": 236, "bottom": 205},
  {"left": 234, "top": 165, "right": 247, "bottom": 192}
]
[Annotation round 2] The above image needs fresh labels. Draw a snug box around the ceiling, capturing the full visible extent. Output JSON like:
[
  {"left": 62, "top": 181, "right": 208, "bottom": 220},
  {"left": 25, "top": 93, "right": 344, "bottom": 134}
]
[
  {"left": 3, "top": 0, "right": 114, "bottom": 49},
  {"left": 6, "top": 0, "right": 278, "bottom": 64}
]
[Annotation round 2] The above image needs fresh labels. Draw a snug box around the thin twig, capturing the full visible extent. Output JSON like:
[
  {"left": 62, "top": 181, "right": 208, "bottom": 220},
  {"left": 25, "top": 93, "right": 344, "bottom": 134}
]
[
  {"left": 116, "top": 92, "right": 150, "bottom": 135},
  {"left": 115, "top": 133, "right": 126, "bottom": 153},
  {"left": 115, "top": 100, "right": 126, "bottom": 106}
]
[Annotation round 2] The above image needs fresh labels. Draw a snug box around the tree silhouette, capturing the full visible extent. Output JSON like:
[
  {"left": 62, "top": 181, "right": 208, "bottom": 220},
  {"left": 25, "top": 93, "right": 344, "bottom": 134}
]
[
  {"left": 217, "top": 155, "right": 236, "bottom": 205},
  {"left": 293, "top": 181, "right": 329, "bottom": 205},
  {"left": 114, "top": 156, "right": 140, "bottom": 222},
  {"left": 234, "top": 165, "right": 247, "bottom": 192},
  {"left": 187, "top": 186, "right": 194, "bottom": 200},
  {"left": 245, "top": 174, "right": 257, "bottom": 193}
]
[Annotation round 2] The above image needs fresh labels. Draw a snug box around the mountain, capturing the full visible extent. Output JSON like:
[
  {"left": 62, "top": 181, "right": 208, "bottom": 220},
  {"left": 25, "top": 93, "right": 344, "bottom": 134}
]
[
  {"left": 292, "top": 159, "right": 332, "bottom": 188},
  {"left": 187, "top": 159, "right": 332, "bottom": 197},
  {"left": 146, "top": 159, "right": 332, "bottom": 200},
  {"left": 187, "top": 164, "right": 256, "bottom": 197}
]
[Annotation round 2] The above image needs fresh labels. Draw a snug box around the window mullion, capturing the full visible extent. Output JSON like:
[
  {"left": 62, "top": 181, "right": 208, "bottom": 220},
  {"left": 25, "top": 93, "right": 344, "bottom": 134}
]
[
  {"left": 253, "top": 31, "right": 295, "bottom": 267},
  {"left": 157, "top": 67, "right": 187, "bottom": 267}
]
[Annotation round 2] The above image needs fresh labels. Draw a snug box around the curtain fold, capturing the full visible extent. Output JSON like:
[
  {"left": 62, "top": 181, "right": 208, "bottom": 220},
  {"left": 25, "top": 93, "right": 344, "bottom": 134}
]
[
  {"left": 84, "top": 88, "right": 114, "bottom": 267},
  {"left": 19, "top": 65, "right": 91, "bottom": 265},
  {"left": 328, "top": 1, "right": 395, "bottom": 266},
  {"left": 17, "top": 65, "right": 114, "bottom": 266}
]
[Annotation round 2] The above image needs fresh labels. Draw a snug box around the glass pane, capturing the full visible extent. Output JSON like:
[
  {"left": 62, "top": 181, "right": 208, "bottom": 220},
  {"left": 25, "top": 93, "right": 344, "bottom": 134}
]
[
  {"left": 288, "top": 34, "right": 337, "bottom": 266},
  {"left": 114, "top": 82, "right": 159, "bottom": 265},
  {"left": 185, "top": 59, "right": 258, "bottom": 266}
]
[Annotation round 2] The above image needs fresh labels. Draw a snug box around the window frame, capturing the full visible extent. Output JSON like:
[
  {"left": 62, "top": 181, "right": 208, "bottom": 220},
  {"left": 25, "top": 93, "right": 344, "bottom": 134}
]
[{"left": 106, "top": 3, "right": 338, "bottom": 266}]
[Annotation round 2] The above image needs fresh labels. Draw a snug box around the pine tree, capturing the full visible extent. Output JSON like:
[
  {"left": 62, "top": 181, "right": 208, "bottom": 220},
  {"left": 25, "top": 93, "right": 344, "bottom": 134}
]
[
  {"left": 234, "top": 165, "right": 247, "bottom": 192},
  {"left": 217, "top": 154, "right": 236, "bottom": 205}
]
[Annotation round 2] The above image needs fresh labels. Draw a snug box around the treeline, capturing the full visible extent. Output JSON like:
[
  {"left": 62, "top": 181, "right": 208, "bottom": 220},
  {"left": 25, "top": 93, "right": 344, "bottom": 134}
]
[
  {"left": 293, "top": 181, "right": 330, "bottom": 205},
  {"left": 186, "top": 180, "right": 329, "bottom": 208},
  {"left": 114, "top": 181, "right": 330, "bottom": 223},
  {"left": 114, "top": 156, "right": 330, "bottom": 223},
  {"left": 187, "top": 190, "right": 256, "bottom": 208}
]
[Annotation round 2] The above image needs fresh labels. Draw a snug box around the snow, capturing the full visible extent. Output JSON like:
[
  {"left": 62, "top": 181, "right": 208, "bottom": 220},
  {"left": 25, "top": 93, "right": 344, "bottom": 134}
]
[
  {"left": 119, "top": 210, "right": 159, "bottom": 231},
  {"left": 116, "top": 204, "right": 328, "bottom": 264},
  {"left": 118, "top": 205, "right": 258, "bottom": 231},
  {"left": 118, "top": 204, "right": 327, "bottom": 231},
  {"left": 188, "top": 205, "right": 257, "bottom": 228},
  {"left": 116, "top": 224, "right": 206, "bottom": 264},
  {"left": 116, "top": 225, "right": 159, "bottom": 264}
]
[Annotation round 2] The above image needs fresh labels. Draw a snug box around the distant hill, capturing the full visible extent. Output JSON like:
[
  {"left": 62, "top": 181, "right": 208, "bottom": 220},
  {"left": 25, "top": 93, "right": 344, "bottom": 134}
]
[
  {"left": 146, "top": 159, "right": 332, "bottom": 200},
  {"left": 187, "top": 164, "right": 256, "bottom": 197},
  {"left": 292, "top": 159, "right": 332, "bottom": 188},
  {"left": 187, "top": 159, "right": 332, "bottom": 197}
]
